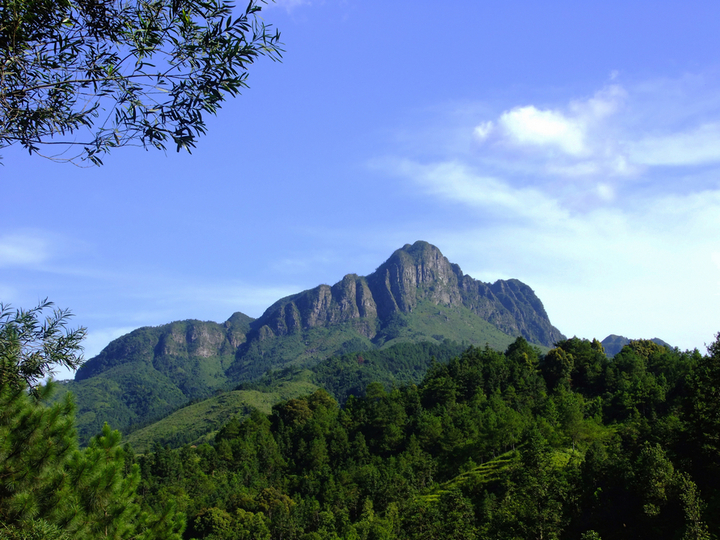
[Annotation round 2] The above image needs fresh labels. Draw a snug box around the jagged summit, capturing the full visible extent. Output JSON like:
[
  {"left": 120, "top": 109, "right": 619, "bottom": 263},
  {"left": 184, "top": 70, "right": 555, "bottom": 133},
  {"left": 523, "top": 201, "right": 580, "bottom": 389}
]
[{"left": 251, "top": 241, "right": 564, "bottom": 347}]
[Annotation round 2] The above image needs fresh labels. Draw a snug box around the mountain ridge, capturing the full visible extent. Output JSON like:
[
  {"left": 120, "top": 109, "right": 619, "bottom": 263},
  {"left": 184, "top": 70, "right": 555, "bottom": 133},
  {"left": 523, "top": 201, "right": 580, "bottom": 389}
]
[
  {"left": 246, "top": 241, "right": 563, "bottom": 346},
  {"left": 65, "top": 241, "right": 565, "bottom": 441}
]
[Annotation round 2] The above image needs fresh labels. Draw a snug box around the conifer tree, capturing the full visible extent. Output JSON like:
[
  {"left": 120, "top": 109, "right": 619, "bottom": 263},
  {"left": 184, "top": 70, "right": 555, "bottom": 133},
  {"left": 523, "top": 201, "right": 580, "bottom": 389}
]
[{"left": 0, "top": 301, "right": 185, "bottom": 540}]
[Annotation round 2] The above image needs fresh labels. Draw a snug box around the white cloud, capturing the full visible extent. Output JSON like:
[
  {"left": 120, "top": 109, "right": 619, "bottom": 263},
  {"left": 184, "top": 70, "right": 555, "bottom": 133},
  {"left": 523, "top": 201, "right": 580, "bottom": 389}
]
[
  {"left": 387, "top": 157, "right": 720, "bottom": 350},
  {"left": 390, "top": 159, "right": 561, "bottom": 223},
  {"left": 595, "top": 182, "right": 615, "bottom": 201},
  {"left": 481, "top": 77, "right": 720, "bottom": 178},
  {"left": 464, "top": 76, "right": 720, "bottom": 202},
  {"left": 0, "top": 233, "right": 51, "bottom": 267},
  {"left": 472, "top": 84, "right": 642, "bottom": 180},
  {"left": 498, "top": 106, "right": 587, "bottom": 156},
  {"left": 479, "top": 85, "right": 625, "bottom": 161},
  {"left": 574, "top": 84, "right": 625, "bottom": 119}
]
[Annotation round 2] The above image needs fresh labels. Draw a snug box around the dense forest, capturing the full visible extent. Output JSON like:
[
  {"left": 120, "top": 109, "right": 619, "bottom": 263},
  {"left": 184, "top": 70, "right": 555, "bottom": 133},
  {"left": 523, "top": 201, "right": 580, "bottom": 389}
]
[
  {"left": 2, "top": 303, "right": 719, "bottom": 539},
  {"left": 129, "top": 336, "right": 719, "bottom": 540}
]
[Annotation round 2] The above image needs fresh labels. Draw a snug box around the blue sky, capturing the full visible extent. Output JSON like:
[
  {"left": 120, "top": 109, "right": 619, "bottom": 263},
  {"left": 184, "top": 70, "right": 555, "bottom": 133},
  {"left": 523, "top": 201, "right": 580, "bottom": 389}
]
[{"left": 3, "top": 0, "right": 720, "bottom": 379}]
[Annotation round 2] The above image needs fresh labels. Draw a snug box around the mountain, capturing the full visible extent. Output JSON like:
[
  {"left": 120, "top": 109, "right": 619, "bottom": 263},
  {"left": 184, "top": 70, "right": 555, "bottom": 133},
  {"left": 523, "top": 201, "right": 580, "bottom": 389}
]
[
  {"left": 601, "top": 334, "right": 673, "bottom": 357},
  {"left": 61, "top": 241, "right": 565, "bottom": 442},
  {"left": 253, "top": 241, "right": 562, "bottom": 345}
]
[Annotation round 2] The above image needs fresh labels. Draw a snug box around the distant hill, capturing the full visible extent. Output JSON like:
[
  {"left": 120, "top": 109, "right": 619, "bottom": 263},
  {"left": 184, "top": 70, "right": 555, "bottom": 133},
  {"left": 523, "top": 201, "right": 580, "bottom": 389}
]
[
  {"left": 60, "top": 241, "right": 565, "bottom": 442},
  {"left": 601, "top": 334, "right": 673, "bottom": 357}
]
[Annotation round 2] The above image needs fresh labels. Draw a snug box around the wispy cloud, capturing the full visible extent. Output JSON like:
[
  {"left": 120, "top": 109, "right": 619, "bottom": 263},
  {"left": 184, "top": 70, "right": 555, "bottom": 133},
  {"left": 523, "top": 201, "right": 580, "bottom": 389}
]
[
  {"left": 388, "top": 159, "right": 561, "bottom": 223},
  {"left": 470, "top": 77, "right": 720, "bottom": 188},
  {"left": 627, "top": 123, "right": 720, "bottom": 166},
  {"left": 473, "top": 85, "right": 632, "bottom": 179},
  {"left": 0, "top": 232, "right": 52, "bottom": 267},
  {"left": 458, "top": 74, "right": 720, "bottom": 212}
]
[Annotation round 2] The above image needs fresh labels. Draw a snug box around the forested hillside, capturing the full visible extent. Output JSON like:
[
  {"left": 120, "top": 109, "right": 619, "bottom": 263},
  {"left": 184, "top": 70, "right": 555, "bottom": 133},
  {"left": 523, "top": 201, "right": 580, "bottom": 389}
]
[
  {"left": 127, "top": 335, "right": 719, "bottom": 539},
  {"left": 124, "top": 340, "right": 467, "bottom": 452},
  {"left": 4, "top": 301, "right": 718, "bottom": 540}
]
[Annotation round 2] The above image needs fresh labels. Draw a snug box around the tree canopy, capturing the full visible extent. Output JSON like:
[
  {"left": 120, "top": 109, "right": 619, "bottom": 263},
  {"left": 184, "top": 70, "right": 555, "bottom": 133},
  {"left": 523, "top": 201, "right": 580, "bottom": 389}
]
[
  {"left": 100, "top": 335, "right": 719, "bottom": 539},
  {"left": 0, "top": 0, "right": 282, "bottom": 165}
]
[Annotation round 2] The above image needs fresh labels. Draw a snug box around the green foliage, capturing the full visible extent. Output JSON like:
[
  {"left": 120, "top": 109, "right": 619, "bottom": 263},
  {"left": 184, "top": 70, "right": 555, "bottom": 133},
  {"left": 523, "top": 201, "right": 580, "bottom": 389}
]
[
  {"left": 0, "top": 300, "right": 184, "bottom": 539},
  {"left": 0, "top": 299, "right": 86, "bottom": 392},
  {"left": 229, "top": 321, "right": 378, "bottom": 383},
  {"left": 0, "top": 0, "right": 282, "bottom": 164},
  {"left": 0, "top": 383, "right": 185, "bottom": 539},
  {"left": 123, "top": 332, "right": 720, "bottom": 539},
  {"left": 118, "top": 340, "right": 465, "bottom": 452},
  {"left": 125, "top": 382, "right": 319, "bottom": 452},
  {"left": 374, "top": 301, "right": 527, "bottom": 352},
  {"left": 305, "top": 340, "right": 466, "bottom": 404},
  {"left": 0, "top": 383, "right": 77, "bottom": 530},
  {"left": 687, "top": 333, "right": 720, "bottom": 458},
  {"left": 62, "top": 361, "right": 190, "bottom": 444}
]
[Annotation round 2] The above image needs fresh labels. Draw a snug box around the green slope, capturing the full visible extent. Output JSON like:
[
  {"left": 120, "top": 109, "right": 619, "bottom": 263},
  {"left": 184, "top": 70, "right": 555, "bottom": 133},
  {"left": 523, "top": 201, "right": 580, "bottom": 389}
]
[
  {"left": 374, "top": 300, "right": 532, "bottom": 350},
  {"left": 125, "top": 378, "right": 319, "bottom": 452},
  {"left": 418, "top": 450, "right": 520, "bottom": 504},
  {"left": 227, "top": 320, "right": 376, "bottom": 382},
  {"left": 55, "top": 361, "right": 189, "bottom": 441},
  {"left": 417, "top": 446, "right": 578, "bottom": 505}
]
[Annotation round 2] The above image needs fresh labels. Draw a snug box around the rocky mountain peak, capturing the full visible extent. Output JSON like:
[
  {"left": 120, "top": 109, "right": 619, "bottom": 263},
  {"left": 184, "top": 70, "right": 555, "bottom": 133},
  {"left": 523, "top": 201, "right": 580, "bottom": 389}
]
[
  {"left": 251, "top": 241, "right": 564, "bottom": 347},
  {"left": 366, "top": 240, "right": 463, "bottom": 314}
]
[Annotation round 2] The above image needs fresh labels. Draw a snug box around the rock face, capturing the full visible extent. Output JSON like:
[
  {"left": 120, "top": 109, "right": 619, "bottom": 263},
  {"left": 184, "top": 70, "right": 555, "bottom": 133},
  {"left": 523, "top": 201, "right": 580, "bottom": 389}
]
[
  {"left": 251, "top": 241, "right": 564, "bottom": 347},
  {"left": 75, "top": 313, "right": 253, "bottom": 383}
]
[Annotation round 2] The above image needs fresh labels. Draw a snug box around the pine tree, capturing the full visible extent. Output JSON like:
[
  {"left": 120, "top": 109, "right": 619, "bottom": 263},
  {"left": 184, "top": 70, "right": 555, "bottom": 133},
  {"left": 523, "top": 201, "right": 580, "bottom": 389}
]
[
  {"left": 0, "top": 301, "right": 185, "bottom": 540},
  {"left": 0, "top": 383, "right": 78, "bottom": 539},
  {"left": 0, "top": 299, "right": 86, "bottom": 393}
]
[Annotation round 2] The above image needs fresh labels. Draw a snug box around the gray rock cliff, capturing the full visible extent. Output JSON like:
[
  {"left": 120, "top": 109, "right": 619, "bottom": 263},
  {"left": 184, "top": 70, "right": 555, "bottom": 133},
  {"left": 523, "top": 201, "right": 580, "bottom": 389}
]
[{"left": 251, "top": 241, "right": 564, "bottom": 347}]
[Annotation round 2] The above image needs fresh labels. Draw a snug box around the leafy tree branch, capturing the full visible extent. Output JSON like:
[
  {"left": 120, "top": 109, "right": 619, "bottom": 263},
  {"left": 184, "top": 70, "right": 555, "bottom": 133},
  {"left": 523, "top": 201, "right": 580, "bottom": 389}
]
[{"left": 0, "top": 0, "right": 282, "bottom": 165}]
